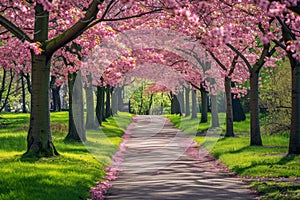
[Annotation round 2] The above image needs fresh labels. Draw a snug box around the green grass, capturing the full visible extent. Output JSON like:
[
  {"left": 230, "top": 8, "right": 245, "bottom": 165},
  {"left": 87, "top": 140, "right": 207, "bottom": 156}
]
[
  {"left": 250, "top": 181, "right": 300, "bottom": 200},
  {"left": 0, "top": 112, "right": 133, "bottom": 200},
  {"left": 167, "top": 113, "right": 300, "bottom": 200}
]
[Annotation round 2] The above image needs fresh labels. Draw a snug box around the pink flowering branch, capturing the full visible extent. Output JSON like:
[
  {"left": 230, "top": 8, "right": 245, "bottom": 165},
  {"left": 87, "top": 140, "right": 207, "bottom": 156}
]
[{"left": 0, "top": 15, "right": 33, "bottom": 42}]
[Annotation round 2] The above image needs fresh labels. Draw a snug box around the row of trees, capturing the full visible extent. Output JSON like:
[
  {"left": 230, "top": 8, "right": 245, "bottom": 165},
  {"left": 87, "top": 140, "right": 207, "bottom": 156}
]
[{"left": 0, "top": 1, "right": 300, "bottom": 157}]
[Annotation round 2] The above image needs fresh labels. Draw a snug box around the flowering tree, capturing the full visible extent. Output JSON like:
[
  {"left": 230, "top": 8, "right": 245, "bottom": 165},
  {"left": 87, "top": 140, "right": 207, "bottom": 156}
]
[
  {"left": 257, "top": 0, "right": 300, "bottom": 154},
  {"left": 0, "top": 0, "right": 165, "bottom": 157},
  {"left": 1, "top": 0, "right": 300, "bottom": 157},
  {"left": 170, "top": 0, "right": 300, "bottom": 153}
]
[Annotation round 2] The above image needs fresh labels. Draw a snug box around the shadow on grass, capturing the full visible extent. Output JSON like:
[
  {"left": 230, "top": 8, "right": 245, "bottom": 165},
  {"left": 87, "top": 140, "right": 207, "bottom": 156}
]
[
  {"left": 0, "top": 155, "right": 103, "bottom": 200},
  {"left": 0, "top": 112, "right": 133, "bottom": 200},
  {"left": 277, "top": 155, "right": 296, "bottom": 165},
  {"left": 231, "top": 154, "right": 298, "bottom": 176}
]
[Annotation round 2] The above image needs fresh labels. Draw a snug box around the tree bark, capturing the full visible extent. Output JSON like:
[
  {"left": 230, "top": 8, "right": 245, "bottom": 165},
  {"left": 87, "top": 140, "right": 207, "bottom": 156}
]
[
  {"left": 249, "top": 71, "right": 262, "bottom": 145},
  {"left": 118, "top": 86, "right": 124, "bottom": 111},
  {"left": 185, "top": 87, "right": 190, "bottom": 117},
  {"left": 105, "top": 85, "right": 112, "bottom": 118},
  {"left": 280, "top": 25, "right": 300, "bottom": 154},
  {"left": 231, "top": 82, "right": 246, "bottom": 122},
  {"left": 147, "top": 93, "right": 154, "bottom": 115},
  {"left": 200, "top": 87, "right": 208, "bottom": 123},
  {"left": 0, "top": 69, "right": 14, "bottom": 113},
  {"left": 191, "top": 90, "right": 198, "bottom": 119},
  {"left": 178, "top": 90, "right": 184, "bottom": 114},
  {"left": 51, "top": 86, "right": 61, "bottom": 112},
  {"left": 288, "top": 55, "right": 300, "bottom": 154},
  {"left": 171, "top": 92, "right": 182, "bottom": 115},
  {"left": 96, "top": 85, "right": 105, "bottom": 126},
  {"left": 21, "top": 72, "right": 27, "bottom": 113},
  {"left": 24, "top": 4, "right": 58, "bottom": 157},
  {"left": 225, "top": 77, "right": 234, "bottom": 137},
  {"left": 111, "top": 87, "right": 118, "bottom": 115},
  {"left": 211, "top": 94, "right": 219, "bottom": 128},
  {"left": 281, "top": 30, "right": 299, "bottom": 154},
  {"left": 232, "top": 97, "right": 246, "bottom": 122},
  {"left": 85, "top": 79, "right": 96, "bottom": 129},
  {"left": 65, "top": 72, "right": 86, "bottom": 142},
  {"left": 138, "top": 85, "right": 143, "bottom": 115}
]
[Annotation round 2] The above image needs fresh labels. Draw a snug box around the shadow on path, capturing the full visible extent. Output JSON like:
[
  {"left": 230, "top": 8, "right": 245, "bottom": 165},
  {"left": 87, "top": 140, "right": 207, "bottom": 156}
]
[{"left": 105, "top": 115, "right": 255, "bottom": 200}]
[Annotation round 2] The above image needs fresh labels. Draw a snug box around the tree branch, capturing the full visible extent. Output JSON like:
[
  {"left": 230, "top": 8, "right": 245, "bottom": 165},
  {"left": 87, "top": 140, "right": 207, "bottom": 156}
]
[
  {"left": 228, "top": 54, "right": 239, "bottom": 76},
  {"left": 254, "top": 43, "right": 271, "bottom": 72},
  {"left": 46, "top": 0, "right": 103, "bottom": 54},
  {"left": 226, "top": 43, "right": 252, "bottom": 71},
  {"left": 0, "top": 15, "right": 33, "bottom": 42},
  {"left": 272, "top": 39, "right": 286, "bottom": 50},
  {"left": 208, "top": 50, "right": 227, "bottom": 71},
  {"left": 101, "top": 9, "right": 163, "bottom": 22},
  {"left": 87, "top": 8, "right": 163, "bottom": 30},
  {"left": 276, "top": 16, "right": 295, "bottom": 40}
]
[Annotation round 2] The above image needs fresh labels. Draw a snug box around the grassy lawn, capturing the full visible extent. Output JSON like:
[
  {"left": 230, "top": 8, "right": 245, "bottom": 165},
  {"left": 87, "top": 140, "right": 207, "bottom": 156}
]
[
  {"left": 0, "top": 112, "right": 132, "bottom": 200},
  {"left": 167, "top": 113, "right": 300, "bottom": 200}
]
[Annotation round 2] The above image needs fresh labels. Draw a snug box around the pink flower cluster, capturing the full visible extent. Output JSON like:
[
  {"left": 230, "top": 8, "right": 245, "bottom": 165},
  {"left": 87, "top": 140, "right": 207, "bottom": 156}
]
[
  {"left": 89, "top": 120, "right": 135, "bottom": 200},
  {"left": 24, "top": 41, "right": 42, "bottom": 55}
]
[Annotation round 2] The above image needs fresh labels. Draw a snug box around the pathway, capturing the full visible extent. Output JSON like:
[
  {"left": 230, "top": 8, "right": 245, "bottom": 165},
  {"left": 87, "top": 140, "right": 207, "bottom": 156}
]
[{"left": 105, "top": 115, "right": 255, "bottom": 200}]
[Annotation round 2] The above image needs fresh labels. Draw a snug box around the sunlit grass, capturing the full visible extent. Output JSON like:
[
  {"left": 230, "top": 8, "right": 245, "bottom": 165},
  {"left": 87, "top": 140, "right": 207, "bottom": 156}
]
[
  {"left": 250, "top": 181, "right": 300, "bottom": 200},
  {"left": 167, "top": 113, "right": 300, "bottom": 199},
  {"left": 0, "top": 111, "right": 133, "bottom": 200}
]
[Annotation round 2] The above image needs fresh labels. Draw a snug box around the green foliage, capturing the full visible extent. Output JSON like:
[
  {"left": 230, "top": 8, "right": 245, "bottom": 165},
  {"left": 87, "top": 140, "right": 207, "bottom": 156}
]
[
  {"left": 0, "top": 69, "right": 31, "bottom": 113},
  {"left": 260, "top": 59, "right": 291, "bottom": 134},
  {"left": 128, "top": 82, "right": 170, "bottom": 115},
  {"left": 0, "top": 112, "right": 132, "bottom": 200}
]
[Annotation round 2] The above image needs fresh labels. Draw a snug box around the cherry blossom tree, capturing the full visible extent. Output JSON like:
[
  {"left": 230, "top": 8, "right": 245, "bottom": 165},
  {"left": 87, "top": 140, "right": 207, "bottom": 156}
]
[
  {"left": 259, "top": 0, "right": 300, "bottom": 154},
  {"left": 0, "top": 0, "right": 165, "bottom": 157}
]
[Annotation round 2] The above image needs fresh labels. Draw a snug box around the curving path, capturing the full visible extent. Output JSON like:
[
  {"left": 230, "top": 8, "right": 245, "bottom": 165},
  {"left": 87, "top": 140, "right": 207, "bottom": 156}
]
[{"left": 105, "top": 115, "right": 255, "bottom": 200}]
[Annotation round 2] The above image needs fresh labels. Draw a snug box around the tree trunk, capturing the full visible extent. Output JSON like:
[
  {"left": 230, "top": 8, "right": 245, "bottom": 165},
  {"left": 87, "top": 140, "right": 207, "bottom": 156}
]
[
  {"left": 288, "top": 53, "right": 300, "bottom": 154},
  {"left": 0, "top": 69, "right": 14, "bottom": 112},
  {"left": 249, "top": 71, "right": 262, "bottom": 145},
  {"left": 232, "top": 97, "right": 246, "bottom": 122},
  {"left": 96, "top": 85, "right": 105, "bottom": 126},
  {"left": 24, "top": 4, "right": 58, "bottom": 157},
  {"left": 147, "top": 93, "right": 154, "bottom": 115},
  {"left": 101, "top": 87, "right": 106, "bottom": 122},
  {"left": 25, "top": 53, "right": 58, "bottom": 156},
  {"left": 21, "top": 72, "right": 27, "bottom": 113},
  {"left": 211, "top": 94, "right": 219, "bottom": 128},
  {"left": 111, "top": 87, "right": 118, "bottom": 115},
  {"left": 51, "top": 86, "right": 61, "bottom": 112},
  {"left": 65, "top": 72, "right": 86, "bottom": 142},
  {"left": 282, "top": 27, "right": 300, "bottom": 154},
  {"left": 178, "top": 90, "right": 184, "bottom": 114},
  {"left": 117, "top": 86, "right": 123, "bottom": 111},
  {"left": 171, "top": 93, "right": 181, "bottom": 115},
  {"left": 191, "top": 90, "right": 198, "bottom": 119},
  {"left": 231, "top": 82, "right": 246, "bottom": 122},
  {"left": 185, "top": 87, "right": 190, "bottom": 117},
  {"left": 85, "top": 80, "right": 96, "bottom": 129},
  {"left": 138, "top": 85, "right": 143, "bottom": 115},
  {"left": 200, "top": 87, "right": 208, "bottom": 123},
  {"left": 105, "top": 85, "right": 112, "bottom": 118},
  {"left": 225, "top": 77, "right": 234, "bottom": 137}
]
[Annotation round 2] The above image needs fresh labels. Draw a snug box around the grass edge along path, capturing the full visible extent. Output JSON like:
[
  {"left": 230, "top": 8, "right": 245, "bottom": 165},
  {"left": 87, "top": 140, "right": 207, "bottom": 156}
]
[
  {"left": 88, "top": 116, "right": 137, "bottom": 200},
  {"left": 166, "top": 114, "right": 300, "bottom": 200},
  {"left": 0, "top": 112, "right": 133, "bottom": 200}
]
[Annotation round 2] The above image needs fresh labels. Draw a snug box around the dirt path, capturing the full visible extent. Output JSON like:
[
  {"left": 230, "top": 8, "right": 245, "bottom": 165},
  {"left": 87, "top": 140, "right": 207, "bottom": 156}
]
[{"left": 105, "top": 115, "right": 255, "bottom": 200}]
